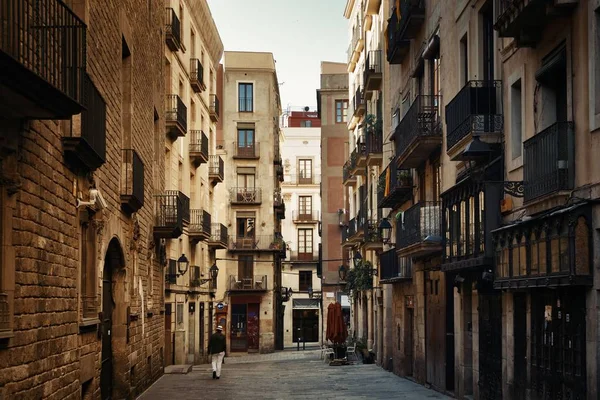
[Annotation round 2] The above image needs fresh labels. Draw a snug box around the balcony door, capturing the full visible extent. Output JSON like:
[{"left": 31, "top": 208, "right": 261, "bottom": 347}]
[
  {"left": 236, "top": 213, "right": 255, "bottom": 249},
  {"left": 238, "top": 129, "right": 255, "bottom": 157},
  {"left": 298, "top": 229, "right": 313, "bottom": 261},
  {"left": 298, "top": 159, "right": 312, "bottom": 184},
  {"left": 237, "top": 255, "right": 254, "bottom": 281},
  {"left": 237, "top": 168, "right": 255, "bottom": 202},
  {"left": 299, "top": 196, "right": 312, "bottom": 220}
]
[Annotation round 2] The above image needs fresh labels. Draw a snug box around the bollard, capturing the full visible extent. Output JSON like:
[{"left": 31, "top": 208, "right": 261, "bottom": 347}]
[{"left": 303, "top": 338, "right": 306, "bottom": 350}]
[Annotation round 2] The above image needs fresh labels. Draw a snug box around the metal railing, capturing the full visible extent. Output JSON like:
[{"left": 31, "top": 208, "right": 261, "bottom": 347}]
[
  {"left": 348, "top": 217, "right": 358, "bottom": 237},
  {"left": 228, "top": 235, "right": 283, "bottom": 251},
  {"left": 397, "top": 201, "right": 442, "bottom": 249},
  {"left": 377, "top": 164, "right": 412, "bottom": 208},
  {"left": 0, "top": 293, "right": 10, "bottom": 331},
  {"left": 445, "top": 80, "right": 503, "bottom": 150},
  {"left": 0, "top": 0, "right": 87, "bottom": 105},
  {"left": 190, "top": 130, "right": 208, "bottom": 156},
  {"left": 154, "top": 190, "right": 189, "bottom": 228},
  {"left": 380, "top": 250, "right": 412, "bottom": 281},
  {"left": 366, "top": 126, "right": 383, "bottom": 155},
  {"left": 165, "top": 8, "right": 181, "bottom": 47},
  {"left": 392, "top": 0, "right": 425, "bottom": 40},
  {"left": 364, "top": 50, "right": 382, "bottom": 88},
  {"left": 166, "top": 259, "right": 177, "bottom": 284},
  {"left": 190, "top": 58, "right": 204, "bottom": 89},
  {"left": 210, "top": 94, "right": 220, "bottom": 118},
  {"left": 289, "top": 250, "right": 319, "bottom": 262},
  {"left": 234, "top": 142, "right": 260, "bottom": 158},
  {"left": 229, "top": 187, "right": 262, "bottom": 203},
  {"left": 343, "top": 159, "right": 355, "bottom": 183},
  {"left": 353, "top": 87, "right": 364, "bottom": 114},
  {"left": 166, "top": 94, "right": 187, "bottom": 131},
  {"left": 209, "top": 155, "right": 224, "bottom": 180},
  {"left": 292, "top": 211, "right": 320, "bottom": 222},
  {"left": 364, "top": 219, "right": 382, "bottom": 243},
  {"left": 283, "top": 174, "right": 321, "bottom": 185},
  {"left": 190, "top": 266, "right": 201, "bottom": 286},
  {"left": 524, "top": 121, "right": 574, "bottom": 202},
  {"left": 210, "top": 223, "right": 228, "bottom": 244},
  {"left": 190, "top": 209, "right": 211, "bottom": 236},
  {"left": 394, "top": 95, "right": 442, "bottom": 158},
  {"left": 121, "top": 149, "right": 144, "bottom": 209},
  {"left": 228, "top": 275, "right": 268, "bottom": 291}
]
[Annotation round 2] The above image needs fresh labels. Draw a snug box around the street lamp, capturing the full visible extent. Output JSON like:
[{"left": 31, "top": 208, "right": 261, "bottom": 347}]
[
  {"left": 209, "top": 262, "right": 219, "bottom": 280},
  {"left": 177, "top": 254, "right": 189, "bottom": 276},
  {"left": 338, "top": 264, "right": 347, "bottom": 281},
  {"left": 353, "top": 251, "right": 362, "bottom": 267},
  {"left": 378, "top": 218, "right": 393, "bottom": 244}
]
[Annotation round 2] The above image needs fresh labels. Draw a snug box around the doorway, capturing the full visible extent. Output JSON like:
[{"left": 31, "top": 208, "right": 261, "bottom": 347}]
[
  {"left": 293, "top": 309, "right": 319, "bottom": 342},
  {"left": 425, "top": 271, "right": 445, "bottom": 390},
  {"left": 513, "top": 293, "right": 527, "bottom": 399},
  {"left": 404, "top": 306, "right": 414, "bottom": 376},
  {"left": 478, "top": 290, "right": 502, "bottom": 400},
  {"left": 230, "top": 303, "right": 260, "bottom": 352}
]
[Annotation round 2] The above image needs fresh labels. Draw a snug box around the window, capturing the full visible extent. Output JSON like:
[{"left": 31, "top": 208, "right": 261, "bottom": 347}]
[
  {"left": 335, "top": 100, "right": 348, "bottom": 123},
  {"left": 298, "top": 159, "right": 312, "bottom": 184},
  {"left": 237, "top": 255, "right": 254, "bottom": 280},
  {"left": 536, "top": 45, "right": 567, "bottom": 130},
  {"left": 80, "top": 219, "right": 97, "bottom": 319},
  {"left": 237, "top": 128, "right": 255, "bottom": 157},
  {"left": 510, "top": 79, "right": 523, "bottom": 159},
  {"left": 236, "top": 167, "right": 256, "bottom": 188},
  {"left": 299, "top": 271, "right": 312, "bottom": 291},
  {"left": 299, "top": 196, "right": 312, "bottom": 219},
  {"left": 238, "top": 83, "right": 253, "bottom": 112},
  {"left": 301, "top": 120, "right": 312, "bottom": 127},
  {"left": 298, "top": 229, "right": 313, "bottom": 260}
]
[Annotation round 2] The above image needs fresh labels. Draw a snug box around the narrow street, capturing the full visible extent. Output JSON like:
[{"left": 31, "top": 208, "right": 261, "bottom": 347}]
[{"left": 138, "top": 353, "right": 450, "bottom": 400}]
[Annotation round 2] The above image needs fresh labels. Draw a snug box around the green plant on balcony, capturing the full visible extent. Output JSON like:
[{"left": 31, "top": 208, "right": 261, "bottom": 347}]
[
  {"left": 365, "top": 113, "right": 382, "bottom": 135},
  {"left": 398, "top": 170, "right": 412, "bottom": 186},
  {"left": 345, "top": 260, "right": 374, "bottom": 295}
]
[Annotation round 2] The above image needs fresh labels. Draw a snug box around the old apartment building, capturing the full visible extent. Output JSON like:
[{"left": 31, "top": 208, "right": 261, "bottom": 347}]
[
  {"left": 339, "top": 0, "right": 600, "bottom": 399},
  {"left": 160, "top": 0, "right": 225, "bottom": 367},
  {"left": 317, "top": 61, "right": 352, "bottom": 344},
  {"left": 280, "top": 120, "right": 322, "bottom": 347},
  {"left": 213, "top": 52, "right": 286, "bottom": 354},
  {"left": 0, "top": 0, "right": 165, "bottom": 398}
]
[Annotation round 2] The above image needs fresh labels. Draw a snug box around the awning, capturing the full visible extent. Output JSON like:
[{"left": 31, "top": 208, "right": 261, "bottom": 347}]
[{"left": 293, "top": 299, "right": 320, "bottom": 309}]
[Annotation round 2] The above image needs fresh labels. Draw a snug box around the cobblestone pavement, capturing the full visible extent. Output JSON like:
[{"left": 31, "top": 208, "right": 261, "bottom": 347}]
[{"left": 138, "top": 355, "right": 451, "bottom": 400}]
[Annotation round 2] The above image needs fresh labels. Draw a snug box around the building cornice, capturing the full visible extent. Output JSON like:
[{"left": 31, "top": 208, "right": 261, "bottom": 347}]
[{"left": 188, "top": 0, "right": 224, "bottom": 65}]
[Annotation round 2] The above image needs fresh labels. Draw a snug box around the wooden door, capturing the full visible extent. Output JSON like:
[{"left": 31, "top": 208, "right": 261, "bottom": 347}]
[
  {"left": 405, "top": 307, "right": 414, "bottom": 376},
  {"left": 101, "top": 260, "right": 113, "bottom": 400},
  {"left": 247, "top": 303, "right": 260, "bottom": 352},
  {"left": 513, "top": 293, "right": 527, "bottom": 399},
  {"left": 164, "top": 304, "right": 173, "bottom": 366},
  {"left": 478, "top": 291, "right": 502, "bottom": 400},
  {"left": 426, "top": 272, "right": 445, "bottom": 390}
]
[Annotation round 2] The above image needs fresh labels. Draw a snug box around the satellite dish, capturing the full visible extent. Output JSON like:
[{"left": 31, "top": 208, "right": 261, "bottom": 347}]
[{"left": 304, "top": 106, "right": 309, "bottom": 112}]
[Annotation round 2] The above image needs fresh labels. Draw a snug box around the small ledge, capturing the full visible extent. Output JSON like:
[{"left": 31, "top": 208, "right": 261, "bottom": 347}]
[
  {"left": 0, "top": 330, "right": 15, "bottom": 340},
  {"left": 79, "top": 318, "right": 100, "bottom": 333}
]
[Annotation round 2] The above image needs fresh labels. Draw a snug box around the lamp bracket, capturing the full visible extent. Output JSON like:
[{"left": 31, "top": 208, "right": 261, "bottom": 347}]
[{"left": 504, "top": 181, "right": 524, "bottom": 198}]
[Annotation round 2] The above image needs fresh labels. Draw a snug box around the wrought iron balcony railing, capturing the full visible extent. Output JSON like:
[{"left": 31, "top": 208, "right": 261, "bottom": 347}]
[
  {"left": 189, "top": 130, "right": 209, "bottom": 166},
  {"left": 228, "top": 235, "right": 284, "bottom": 251},
  {"left": 387, "top": 1, "right": 425, "bottom": 64},
  {"left": 283, "top": 174, "right": 321, "bottom": 185},
  {"left": 153, "top": 190, "right": 189, "bottom": 238},
  {"left": 166, "top": 94, "right": 187, "bottom": 138},
  {"left": 366, "top": 126, "right": 383, "bottom": 156},
  {"left": 397, "top": 201, "right": 442, "bottom": 249},
  {"left": 229, "top": 187, "right": 262, "bottom": 204},
  {"left": 380, "top": 251, "right": 412, "bottom": 282},
  {"left": 289, "top": 250, "right": 319, "bottom": 262},
  {"left": 209, "top": 223, "right": 228, "bottom": 247},
  {"left": 166, "top": 259, "right": 177, "bottom": 284},
  {"left": 292, "top": 211, "right": 320, "bottom": 223},
  {"left": 364, "top": 50, "right": 382, "bottom": 91},
  {"left": 343, "top": 159, "right": 356, "bottom": 185},
  {"left": 377, "top": 163, "right": 412, "bottom": 208},
  {"left": 208, "top": 155, "right": 224, "bottom": 183},
  {"left": 165, "top": 8, "right": 182, "bottom": 51},
  {"left": 228, "top": 275, "right": 268, "bottom": 291},
  {"left": 523, "top": 121, "right": 574, "bottom": 202},
  {"left": 363, "top": 219, "right": 382, "bottom": 243},
  {"left": 189, "top": 209, "right": 211, "bottom": 239},
  {"left": 190, "top": 58, "right": 205, "bottom": 92},
  {"left": 121, "top": 149, "right": 144, "bottom": 213},
  {"left": 0, "top": 0, "right": 87, "bottom": 118},
  {"left": 353, "top": 87, "right": 365, "bottom": 116},
  {"left": 445, "top": 80, "right": 503, "bottom": 152},
  {"left": 209, "top": 94, "right": 220, "bottom": 122},
  {"left": 234, "top": 142, "right": 260, "bottom": 158}
]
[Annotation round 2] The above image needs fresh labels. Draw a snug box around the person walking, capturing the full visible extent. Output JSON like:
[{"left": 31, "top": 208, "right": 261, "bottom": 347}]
[{"left": 208, "top": 325, "right": 226, "bottom": 379}]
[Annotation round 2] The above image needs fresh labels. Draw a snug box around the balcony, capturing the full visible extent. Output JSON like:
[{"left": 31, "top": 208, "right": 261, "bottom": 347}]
[
  {"left": 441, "top": 181, "right": 504, "bottom": 272},
  {"left": 63, "top": 76, "right": 106, "bottom": 172},
  {"left": 494, "top": 0, "right": 578, "bottom": 48},
  {"left": 230, "top": 187, "right": 262, "bottom": 205},
  {"left": 365, "top": 126, "right": 383, "bottom": 166},
  {"left": 397, "top": 201, "right": 442, "bottom": 258},
  {"left": 377, "top": 164, "right": 412, "bottom": 209},
  {"left": 274, "top": 143, "right": 282, "bottom": 165},
  {"left": 282, "top": 174, "right": 321, "bottom": 185},
  {"left": 228, "top": 235, "right": 284, "bottom": 252},
  {"left": 292, "top": 211, "right": 320, "bottom": 224},
  {"left": 343, "top": 159, "right": 357, "bottom": 187},
  {"left": 276, "top": 165, "right": 284, "bottom": 182},
  {"left": 387, "top": 1, "right": 425, "bottom": 64},
  {"left": 165, "top": 259, "right": 178, "bottom": 285},
  {"left": 350, "top": 144, "right": 367, "bottom": 176},
  {"left": 190, "top": 58, "right": 205, "bottom": 93},
  {"left": 523, "top": 121, "right": 574, "bottom": 204},
  {"left": 353, "top": 87, "right": 365, "bottom": 118},
  {"left": 120, "top": 149, "right": 144, "bottom": 214},
  {"left": 0, "top": 0, "right": 86, "bottom": 119},
  {"left": 289, "top": 250, "right": 318, "bottom": 262},
  {"left": 189, "top": 209, "right": 211, "bottom": 243},
  {"left": 208, "top": 223, "right": 228, "bottom": 249},
  {"left": 364, "top": 50, "right": 382, "bottom": 94},
  {"left": 165, "top": 8, "right": 182, "bottom": 51},
  {"left": 274, "top": 189, "right": 285, "bottom": 219},
  {"left": 393, "top": 95, "right": 442, "bottom": 169},
  {"left": 153, "top": 191, "right": 189, "bottom": 238},
  {"left": 380, "top": 251, "right": 412, "bottom": 283},
  {"left": 166, "top": 94, "right": 187, "bottom": 139},
  {"left": 445, "top": 80, "right": 503, "bottom": 160},
  {"left": 209, "top": 94, "right": 220, "bottom": 122},
  {"left": 228, "top": 275, "right": 268, "bottom": 292},
  {"left": 208, "top": 155, "right": 224, "bottom": 185},
  {"left": 363, "top": 219, "right": 383, "bottom": 250},
  {"left": 233, "top": 142, "right": 260, "bottom": 159},
  {"left": 189, "top": 130, "right": 209, "bottom": 167},
  {"left": 365, "top": 0, "right": 382, "bottom": 15},
  {"left": 351, "top": 21, "right": 364, "bottom": 57}
]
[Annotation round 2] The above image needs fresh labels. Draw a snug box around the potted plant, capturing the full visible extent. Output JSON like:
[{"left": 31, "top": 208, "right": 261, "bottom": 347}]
[{"left": 398, "top": 170, "right": 412, "bottom": 187}]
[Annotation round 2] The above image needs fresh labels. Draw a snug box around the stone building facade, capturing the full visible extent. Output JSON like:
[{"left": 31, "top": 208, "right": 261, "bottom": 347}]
[
  {"left": 160, "top": 0, "right": 224, "bottom": 368},
  {"left": 0, "top": 0, "right": 165, "bottom": 398},
  {"left": 213, "top": 51, "right": 285, "bottom": 354}
]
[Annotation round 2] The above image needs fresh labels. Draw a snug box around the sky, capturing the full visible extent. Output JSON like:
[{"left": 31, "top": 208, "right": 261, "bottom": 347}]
[{"left": 207, "top": 0, "right": 348, "bottom": 113}]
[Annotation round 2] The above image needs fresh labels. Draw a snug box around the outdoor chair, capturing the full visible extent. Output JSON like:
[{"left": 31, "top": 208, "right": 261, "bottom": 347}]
[
  {"left": 345, "top": 345, "right": 357, "bottom": 361},
  {"left": 321, "top": 345, "right": 334, "bottom": 361}
]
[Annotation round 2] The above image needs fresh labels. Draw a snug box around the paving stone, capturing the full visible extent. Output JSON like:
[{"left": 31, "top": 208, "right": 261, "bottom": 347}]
[{"left": 138, "top": 357, "right": 451, "bottom": 400}]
